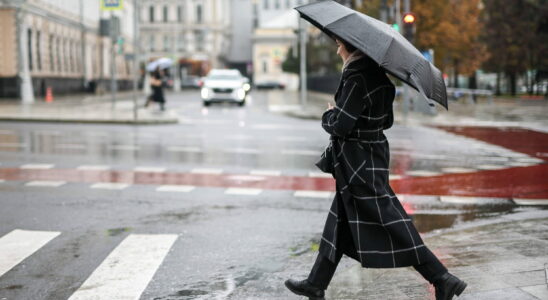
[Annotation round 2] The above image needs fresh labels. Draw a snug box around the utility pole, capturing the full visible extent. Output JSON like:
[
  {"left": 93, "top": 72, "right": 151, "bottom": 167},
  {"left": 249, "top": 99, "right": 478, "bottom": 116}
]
[
  {"left": 132, "top": 0, "right": 140, "bottom": 121},
  {"left": 15, "top": 0, "right": 34, "bottom": 103},
  {"left": 402, "top": 0, "right": 411, "bottom": 119},
  {"left": 110, "top": 12, "right": 117, "bottom": 109},
  {"left": 299, "top": 17, "right": 307, "bottom": 107}
]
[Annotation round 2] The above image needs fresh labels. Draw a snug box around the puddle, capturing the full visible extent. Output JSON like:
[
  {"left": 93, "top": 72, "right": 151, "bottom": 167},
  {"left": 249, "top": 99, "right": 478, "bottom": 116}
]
[{"left": 106, "top": 227, "right": 131, "bottom": 236}]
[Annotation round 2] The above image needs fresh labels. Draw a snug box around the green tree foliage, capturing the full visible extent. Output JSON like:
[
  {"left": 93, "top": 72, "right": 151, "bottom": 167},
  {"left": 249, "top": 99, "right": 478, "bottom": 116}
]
[{"left": 482, "top": 0, "right": 548, "bottom": 95}]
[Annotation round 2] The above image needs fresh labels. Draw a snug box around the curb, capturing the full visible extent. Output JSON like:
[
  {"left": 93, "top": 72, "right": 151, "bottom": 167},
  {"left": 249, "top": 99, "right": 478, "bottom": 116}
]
[{"left": 0, "top": 117, "right": 179, "bottom": 125}]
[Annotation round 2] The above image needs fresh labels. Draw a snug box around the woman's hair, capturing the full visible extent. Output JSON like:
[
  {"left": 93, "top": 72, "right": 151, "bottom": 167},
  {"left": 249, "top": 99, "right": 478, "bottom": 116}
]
[{"left": 332, "top": 34, "right": 357, "bottom": 53}]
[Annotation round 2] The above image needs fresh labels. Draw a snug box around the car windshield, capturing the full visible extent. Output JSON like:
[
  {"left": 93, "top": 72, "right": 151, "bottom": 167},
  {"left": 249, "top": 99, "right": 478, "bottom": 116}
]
[{"left": 207, "top": 74, "right": 241, "bottom": 80}]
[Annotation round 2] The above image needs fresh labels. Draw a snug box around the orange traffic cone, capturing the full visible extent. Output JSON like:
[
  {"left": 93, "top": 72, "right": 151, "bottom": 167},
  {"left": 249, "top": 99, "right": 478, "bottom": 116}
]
[{"left": 45, "top": 87, "right": 53, "bottom": 103}]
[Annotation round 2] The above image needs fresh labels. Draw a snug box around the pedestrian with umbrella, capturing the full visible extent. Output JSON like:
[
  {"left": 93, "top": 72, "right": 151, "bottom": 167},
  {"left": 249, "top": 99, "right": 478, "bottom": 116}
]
[
  {"left": 144, "top": 58, "right": 173, "bottom": 111},
  {"left": 285, "top": 2, "right": 466, "bottom": 300}
]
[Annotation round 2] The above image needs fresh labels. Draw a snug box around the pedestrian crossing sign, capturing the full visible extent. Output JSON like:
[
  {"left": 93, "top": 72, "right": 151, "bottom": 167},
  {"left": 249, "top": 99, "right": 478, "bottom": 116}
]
[{"left": 101, "top": 0, "right": 123, "bottom": 11}]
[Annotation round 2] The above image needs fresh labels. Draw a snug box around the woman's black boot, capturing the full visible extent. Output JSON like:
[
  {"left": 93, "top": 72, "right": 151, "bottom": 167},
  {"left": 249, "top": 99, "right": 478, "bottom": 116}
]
[
  {"left": 285, "top": 279, "right": 325, "bottom": 300},
  {"left": 434, "top": 273, "right": 467, "bottom": 300}
]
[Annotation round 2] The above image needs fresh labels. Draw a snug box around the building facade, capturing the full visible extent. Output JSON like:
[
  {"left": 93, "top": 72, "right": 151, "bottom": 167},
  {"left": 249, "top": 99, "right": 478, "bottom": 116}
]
[
  {"left": 139, "top": 0, "right": 231, "bottom": 79},
  {"left": 0, "top": 0, "right": 137, "bottom": 99}
]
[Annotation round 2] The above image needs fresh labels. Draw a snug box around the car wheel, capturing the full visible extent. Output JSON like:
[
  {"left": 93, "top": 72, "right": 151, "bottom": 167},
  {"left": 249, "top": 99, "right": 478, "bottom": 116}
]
[
  {"left": 238, "top": 101, "right": 245, "bottom": 107},
  {"left": 203, "top": 101, "right": 210, "bottom": 107}
]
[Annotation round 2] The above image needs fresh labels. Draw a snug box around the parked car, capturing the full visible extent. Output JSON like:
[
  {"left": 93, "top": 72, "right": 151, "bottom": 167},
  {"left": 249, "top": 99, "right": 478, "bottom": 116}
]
[
  {"left": 201, "top": 69, "right": 250, "bottom": 106},
  {"left": 254, "top": 80, "right": 285, "bottom": 90}
]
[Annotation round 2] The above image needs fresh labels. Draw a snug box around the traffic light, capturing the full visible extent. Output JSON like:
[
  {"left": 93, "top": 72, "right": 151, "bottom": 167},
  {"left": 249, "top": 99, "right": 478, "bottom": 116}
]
[{"left": 402, "top": 12, "right": 416, "bottom": 43}]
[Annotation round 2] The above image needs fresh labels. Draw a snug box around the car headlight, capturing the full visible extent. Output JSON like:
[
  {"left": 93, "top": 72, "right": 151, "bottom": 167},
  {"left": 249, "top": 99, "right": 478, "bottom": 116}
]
[
  {"left": 237, "top": 88, "right": 246, "bottom": 100},
  {"left": 201, "top": 88, "right": 209, "bottom": 99},
  {"left": 243, "top": 83, "right": 251, "bottom": 91}
]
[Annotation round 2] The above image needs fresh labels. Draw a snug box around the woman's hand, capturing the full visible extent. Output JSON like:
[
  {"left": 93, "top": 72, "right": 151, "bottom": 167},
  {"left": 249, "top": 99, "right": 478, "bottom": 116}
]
[{"left": 327, "top": 102, "right": 334, "bottom": 111}]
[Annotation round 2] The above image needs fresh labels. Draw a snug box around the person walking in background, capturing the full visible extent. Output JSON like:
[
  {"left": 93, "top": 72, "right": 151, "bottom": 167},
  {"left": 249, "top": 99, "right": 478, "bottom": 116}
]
[
  {"left": 284, "top": 37, "right": 467, "bottom": 300},
  {"left": 145, "top": 68, "right": 166, "bottom": 111}
]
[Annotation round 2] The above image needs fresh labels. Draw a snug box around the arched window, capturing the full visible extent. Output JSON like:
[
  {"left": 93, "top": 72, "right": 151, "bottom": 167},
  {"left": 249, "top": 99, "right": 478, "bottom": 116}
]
[
  {"left": 149, "top": 5, "right": 155, "bottom": 22},
  {"left": 27, "top": 29, "right": 33, "bottom": 71}
]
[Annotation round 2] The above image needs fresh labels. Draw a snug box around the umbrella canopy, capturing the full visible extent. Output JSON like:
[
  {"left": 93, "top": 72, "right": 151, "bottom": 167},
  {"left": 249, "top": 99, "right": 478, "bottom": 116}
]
[
  {"left": 295, "top": 0, "right": 448, "bottom": 109},
  {"left": 146, "top": 57, "right": 173, "bottom": 72}
]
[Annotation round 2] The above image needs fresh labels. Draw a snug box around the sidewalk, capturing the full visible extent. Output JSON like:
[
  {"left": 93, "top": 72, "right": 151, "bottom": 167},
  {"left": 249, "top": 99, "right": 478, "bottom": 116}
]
[
  {"left": 275, "top": 90, "right": 548, "bottom": 131},
  {"left": 0, "top": 92, "right": 178, "bottom": 124},
  {"left": 325, "top": 210, "right": 548, "bottom": 299}
]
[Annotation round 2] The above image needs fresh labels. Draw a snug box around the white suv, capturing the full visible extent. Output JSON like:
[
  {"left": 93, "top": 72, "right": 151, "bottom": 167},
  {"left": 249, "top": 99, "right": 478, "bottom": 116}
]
[{"left": 200, "top": 69, "right": 251, "bottom": 106}]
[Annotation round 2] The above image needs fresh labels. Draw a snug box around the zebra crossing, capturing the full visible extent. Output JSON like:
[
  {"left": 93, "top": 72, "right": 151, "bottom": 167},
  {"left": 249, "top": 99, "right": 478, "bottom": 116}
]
[{"left": 0, "top": 229, "right": 178, "bottom": 300}]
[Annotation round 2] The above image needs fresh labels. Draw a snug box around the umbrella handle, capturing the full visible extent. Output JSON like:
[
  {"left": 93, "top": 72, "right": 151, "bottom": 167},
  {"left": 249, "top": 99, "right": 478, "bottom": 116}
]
[{"left": 409, "top": 73, "right": 436, "bottom": 108}]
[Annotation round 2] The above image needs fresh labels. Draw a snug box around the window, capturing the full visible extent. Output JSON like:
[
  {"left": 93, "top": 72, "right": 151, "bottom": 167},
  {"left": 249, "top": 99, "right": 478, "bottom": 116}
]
[
  {"left": 57, "top": 38, "right": 62, "bottom": 72},
  {"left": 149, "top": 5, "right": 154, "bottom": 22},
  {"left": 264, "top": 0, "right": 269, "bottom": 10},
  {"left": 275, "top": 0, "right": 280, "bottom": 9},
  {"left": 163, "top": 5, "right": 168, "bottom": 22},
  {"left": 177, "top": 5, "right": 183, "bottom": 22},
  {"left": 149, "top": 35, "right": 155, "bottom": 52},
  {"left": 49, "top": 34, "right": 55, "bottom": 72},
  {"left": 196, "top": 4, "right": 203, "bottom": 23},
  {"left": 163, "top": 35, "right": 170, "bottom": 51},
  {"left": 67, "top": 40, "right": 72, "bottom": 72},
  {"left": 286, "top": 0, "right": 291, "bottom": 8},
  {"left": 27, "top": 29, "right": 33, "bottom": 71},
  {"left": 195, "top": 30, "right": 205, "bottom": 51},
  {"left": 36, "top": 31, "right": 42, "bottom": 71},
  {"left": 177, "top": 34, "right": 184, "bottom": 51}
]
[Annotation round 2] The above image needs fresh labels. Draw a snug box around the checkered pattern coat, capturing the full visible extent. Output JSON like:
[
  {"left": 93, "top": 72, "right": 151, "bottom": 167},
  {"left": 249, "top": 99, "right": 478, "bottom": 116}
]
[{"left": 316, "top": 57, "right": 429, "bottom": 268}]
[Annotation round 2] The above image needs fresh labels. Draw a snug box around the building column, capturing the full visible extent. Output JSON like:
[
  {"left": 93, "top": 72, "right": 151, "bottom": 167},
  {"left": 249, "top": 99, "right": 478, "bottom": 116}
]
[{"left": 16, "top": 6, "right": 35, "bottom": 103}]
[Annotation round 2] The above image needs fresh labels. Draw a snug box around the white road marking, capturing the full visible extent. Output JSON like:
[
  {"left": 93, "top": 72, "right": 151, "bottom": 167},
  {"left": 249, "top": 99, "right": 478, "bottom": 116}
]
[
  {"left": 134, "top": 166, "right": 167, "bottom": 173},
  {"left": 282, "top": 149, "right": 318, "bottom": 156},
  {"left": 389, "top": 175, "right": 403, "bottom": 180},
  {"left": 68, "top": 234, "right": 177, "bottom": 300},
  {"left": 249, "top": 170, "right": 281, "bottom": 176},
  {"left": 226, "top": 175, "right": 265, "bottom": 182},
  {"left": 482, "top": 156, "right": 510, "bottom": 162},
  {"left": 20, "top": 164, "right": 54, "bottom": 169},
  {"left": 190, "top": 168, "right": 223, "bottom": 175},
  {"left": 476, "top": 164, "right": 506, "bottom": 170},
  {"left": 294, "top": 190, "right": 333, "bottom": 198},
  {"left": 308, "top": 172, "right": 332, "bottom": 178},
  {"left": 0, "top": 229, "right": 60, "bottom": 277},
  {"left": 166, "top": 146, "right": 202, "bottom": 153},
  {"left": 0, "top": 143, "right": 27, "bottom": 148},
  {"left": 225, "top": 188, "right": 263, "bottom": 195},
  {"left": 506, "top": 162, "right": 535, "bottom": 167},
  {"left": 224, "top": 148, "right": 261, "bottom": 154},
  {"left": 77, "top": 165, "right": 111, "bottom": 171},
  {"left": 109, "top": 145, "right": 140, "bottom": 151},
  {"left": 405, "top": 170, "right": 441, "bottom": 177},
  {"left": 440, "top": 196, "right": 511, "bottom": 204},
  {"left": 25, "top": 181, "right": 66, "bottom": 187},
  {"left": 55, "top": 144, "right": 86, "bottom": 150},
  {"left": 156, "top": 185, "right": 195, "bottom": 192},
  {"left": 224, "top": 134, "right": 253, "bottom": 140},
  {"left": 277, "top": 136, "right": 308, "bottom": 142},
  {"left": 441, "top": 167, "right": 477, "bottom": 174},
  {"left": 514, "top": 157, "right": 543, "bottom": 163},
  {"left": 90, "top": 183, "right": 129, "bottom": 190},
  {"left": 512, "top": 198, "right": 548, "bottom": 206}
]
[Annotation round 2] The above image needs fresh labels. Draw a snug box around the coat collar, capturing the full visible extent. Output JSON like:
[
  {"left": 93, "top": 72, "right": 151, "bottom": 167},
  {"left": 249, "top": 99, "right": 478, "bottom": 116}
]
[{"left": 341, "top": 56, "right": 377, "bottom": 80}]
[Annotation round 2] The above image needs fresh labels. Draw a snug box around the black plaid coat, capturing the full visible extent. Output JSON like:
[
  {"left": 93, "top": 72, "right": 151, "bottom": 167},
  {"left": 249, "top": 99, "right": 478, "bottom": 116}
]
[{"left": 316, "top": 56, "right": 429, "bottom": 268}]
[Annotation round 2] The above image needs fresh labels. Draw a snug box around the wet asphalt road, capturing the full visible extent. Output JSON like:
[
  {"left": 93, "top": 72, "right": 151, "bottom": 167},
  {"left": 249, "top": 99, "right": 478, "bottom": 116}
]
[{"left": 0, "top": 90, "right": 546, "bottom": 300}]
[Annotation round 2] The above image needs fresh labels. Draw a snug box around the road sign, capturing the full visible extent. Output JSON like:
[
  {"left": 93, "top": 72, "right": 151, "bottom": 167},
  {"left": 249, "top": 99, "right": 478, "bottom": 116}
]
[{"left": 101, "top": 0, "right": 124, "bottom": 11}]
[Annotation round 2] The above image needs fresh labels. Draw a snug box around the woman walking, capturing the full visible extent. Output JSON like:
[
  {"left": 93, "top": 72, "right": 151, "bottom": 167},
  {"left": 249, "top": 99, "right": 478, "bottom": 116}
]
[
  {"left": 145, "top": 68, "right": 166, "bottom": 111},
  {"left": 284, "top": 37, "right": 467, "bottom": 300}
]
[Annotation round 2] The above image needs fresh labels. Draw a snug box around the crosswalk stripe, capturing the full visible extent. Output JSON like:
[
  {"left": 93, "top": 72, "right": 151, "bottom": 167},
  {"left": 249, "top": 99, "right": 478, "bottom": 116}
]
[
  {"left": 134, "top": 166, "right": 167, "bottom": 173},
  {"left": 294, "top": 190, "right": 333, "bottom": 198},
  {"left": 476, "top": 164, "right": 506, "bottom": 170},
  {"left": 308, "top": 172, "right": 332, "bottom": 178},
  {"left": 405, "top": 170, "right": 441, "bottom": 177},
  {"left": 156, "top": 185, "right": 195, "bottom": 192},
  {"left": 25, "top": 181, "right": 66, "bottom": 187},
  {"left": 190, "top": 168, "right": 223, "bottom": 175},
  {"left": 68, "top": 234, "right": 177, "bottom": 300},
  {"left": 90, "top": 183, "right": 129, "bottom": 190},
  {"left": 77, "top": 165, "right": 111, "bottom": 171},
  {"left": 249, "top": 170, "right": 282, "bottom": 176},
  {"left": 20, "top": 164, "right": 54, "bottom": 169},
  {"left": 440, "top": 167, "right": 477, "bottom": 174},
  {"left": 225, "top": 188, "right": 263, "bottom": 195},
  {"left": 0, "top": 229, "right": 60, "bottom": 277}
]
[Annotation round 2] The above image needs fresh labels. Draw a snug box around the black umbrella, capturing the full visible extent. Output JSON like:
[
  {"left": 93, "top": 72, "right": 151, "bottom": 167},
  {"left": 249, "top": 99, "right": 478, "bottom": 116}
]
[{"left": 295, "top": 0, "right": 448, "bottom": 109}]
